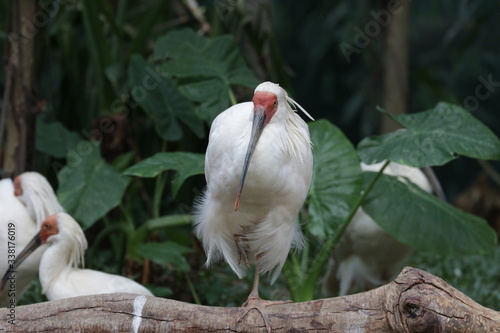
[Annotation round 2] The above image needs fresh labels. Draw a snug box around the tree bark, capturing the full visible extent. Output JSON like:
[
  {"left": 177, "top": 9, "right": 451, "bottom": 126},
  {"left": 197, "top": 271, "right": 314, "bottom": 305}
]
[
  {"left": 0, "top": 267, "right": 498, "bottom": 332},
  {"left": 381, "top": 0, "right": 409, "bottom": 134},
  {"left": 1, "top": 1, "right": 38, "bottom": 177}
]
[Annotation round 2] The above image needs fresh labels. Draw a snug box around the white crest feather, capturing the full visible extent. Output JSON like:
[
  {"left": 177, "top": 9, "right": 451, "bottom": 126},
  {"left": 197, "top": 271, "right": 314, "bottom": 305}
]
[
  {"left": 42, "top": 213, "right": 87, "bottom": 293},
  {"left": 20, "top": 172, "right": 65, "bottom": 227},
  {"left": 286, "top": 95, "right": 315, "bottom": 121}
]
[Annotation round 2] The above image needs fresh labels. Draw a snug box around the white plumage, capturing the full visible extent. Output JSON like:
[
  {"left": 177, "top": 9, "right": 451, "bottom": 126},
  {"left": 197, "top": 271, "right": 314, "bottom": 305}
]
[
  {"left": 16, "top": 172, "right": 66, "bottom": 227},
  {"left": 0, "top": 172, "right": 64, "bottom": 306},
  {"left": 324, "top": 161, "right": 433, "bottom": 296},
  {"left": 194, "top": 82, "right": 313, "bottom": 282},
  {"left": 2, "top": 212, "right": 153, "bottom": 301},
  {"left": 194, "top": 82, "right": 313, "bottom": 330}
]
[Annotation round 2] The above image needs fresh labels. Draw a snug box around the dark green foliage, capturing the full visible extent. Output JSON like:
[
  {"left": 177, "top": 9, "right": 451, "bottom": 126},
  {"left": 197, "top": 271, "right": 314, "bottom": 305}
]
[
  {"left": 363, "top": 172, "right": 497, "bottom": 255},
  {"left": 128, "top": 55, "right": 205, "bottom": 141},
  {"left": 307, "top": 120, "right": 363, "bottom": 239},
  {"left": 358, "top": 103, "right": 500, "bottom": 167},
  {"left": 156, "top": 28, "right": 259, "bottom": 89},
  {"left": 36, "top": 117, "right": 82, "bottom": 159},
  {"left": 57, "top": 145, "right": 130, "bottom": 229},
  {"left": 124, "top": 152, "right": 205, "bottom": 197},
  {"left": 135, "top": 242, "right": 193, "bottom": 272}
]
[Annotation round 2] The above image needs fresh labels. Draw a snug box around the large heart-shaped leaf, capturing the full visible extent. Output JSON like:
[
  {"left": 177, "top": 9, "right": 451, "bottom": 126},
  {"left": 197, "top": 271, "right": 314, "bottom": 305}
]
[
  {"left": 36, "top": 118, "right": 81, "bottom": 158},
  {"left": 154, "top": 28, "right": 259, "bottom": 88},
  {"left": 128, "top": 55, "right": 204, "bottom": 141},
  {"left": 123, "top": 152, "right": 205, "bottom": 197},
  {"left": 179, "top": 79, "right": 230, "bottom": 125},
  {"left": 135, "top": 242, "right": 193, "bottom": 272},
  {"left": 357, "top": 103, "right": 500, "bottom": 167},
  {"left": 362, "top": 172, "right": 497, "bottom": 255},
  {"left": 57, "top": 145, "right": 130, "bottom": 229},
  {"left": 307, "top": 120, "right": 363, "bottom": 239}
]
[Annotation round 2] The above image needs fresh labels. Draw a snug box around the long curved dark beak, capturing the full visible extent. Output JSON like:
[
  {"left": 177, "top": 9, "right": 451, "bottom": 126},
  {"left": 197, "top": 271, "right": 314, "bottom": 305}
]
[
  {"left": 0, "top": 232, "right": 42, "bottom": 294},
  {"left": 234, "top": 107, "right": 267, "bottom": 211}
]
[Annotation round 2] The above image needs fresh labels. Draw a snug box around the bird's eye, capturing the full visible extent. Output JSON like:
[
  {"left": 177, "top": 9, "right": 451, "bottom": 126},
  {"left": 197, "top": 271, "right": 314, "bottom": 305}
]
[{"left": 273, "top": 101, "right": 277, "bottom": 106}]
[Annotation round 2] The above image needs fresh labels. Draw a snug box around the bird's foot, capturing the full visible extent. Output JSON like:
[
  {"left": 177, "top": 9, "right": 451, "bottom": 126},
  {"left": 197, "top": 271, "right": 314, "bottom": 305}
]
[{"left": 237, "top": 296, "right": 292, "bottom": 333}]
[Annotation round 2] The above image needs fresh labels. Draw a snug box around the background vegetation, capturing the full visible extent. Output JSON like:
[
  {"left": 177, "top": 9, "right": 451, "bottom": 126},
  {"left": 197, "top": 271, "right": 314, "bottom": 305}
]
[{"left": 1, "top": 1, "right": 499, "bottom": 310}]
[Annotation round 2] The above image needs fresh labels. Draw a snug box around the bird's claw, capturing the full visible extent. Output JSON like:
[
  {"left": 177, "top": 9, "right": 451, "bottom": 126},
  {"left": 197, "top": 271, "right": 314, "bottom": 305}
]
[{"left": 237, "top": 297, "right": 292, "bottom": 333}]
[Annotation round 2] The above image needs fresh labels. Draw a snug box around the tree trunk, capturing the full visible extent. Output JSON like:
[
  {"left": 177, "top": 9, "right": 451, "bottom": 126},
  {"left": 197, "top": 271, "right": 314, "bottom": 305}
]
[
  {"left": 1, "top": 1, "right": 38, "bottom": 177},
  {"left": 380, "top": 0, "right": 409, "bottom": 134},
  {"left": 1, "top": 267, "right": 498, "bottom": 332}
]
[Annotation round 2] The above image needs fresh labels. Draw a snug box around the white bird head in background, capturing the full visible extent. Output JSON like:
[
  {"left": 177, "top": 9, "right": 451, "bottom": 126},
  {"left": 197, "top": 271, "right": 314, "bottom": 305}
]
[
  {"left": 14, "top": 172, "right": 65, "bottom": 227},
  {"left": 38, "top": 212, "right": 88, "bottom": 268}
]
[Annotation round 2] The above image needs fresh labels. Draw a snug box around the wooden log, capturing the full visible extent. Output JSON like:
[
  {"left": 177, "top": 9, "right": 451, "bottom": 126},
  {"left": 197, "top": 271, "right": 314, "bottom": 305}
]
[{"left": 0, "top": 267, "right": 498, "bottom": 332}]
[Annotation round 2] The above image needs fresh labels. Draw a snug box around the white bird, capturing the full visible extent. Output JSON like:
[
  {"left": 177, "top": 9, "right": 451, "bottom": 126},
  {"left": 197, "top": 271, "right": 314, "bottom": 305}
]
[
  {"left": 14, "top": 172, "right": 65, "bottom": 227},
  {"left": 1, "top": 212, "right": 153, "bottom": 300},
  {"left": 194, "top": 82, "right": 314, "bottom": 331},
  {"left": 324, "top": 161, "right": 439, "bottom": 296},
  {"left": 0, "top": 172, "right": 64, "bottom": 306}
]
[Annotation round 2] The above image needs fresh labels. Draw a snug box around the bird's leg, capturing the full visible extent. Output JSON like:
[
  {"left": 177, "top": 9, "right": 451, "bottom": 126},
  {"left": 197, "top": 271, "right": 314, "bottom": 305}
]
[
  {"left": 237, "top": 253, "right": 292, "bottom": 333},
  {"left": 234, "top": 233, "right": 250, "bottom": 269}
]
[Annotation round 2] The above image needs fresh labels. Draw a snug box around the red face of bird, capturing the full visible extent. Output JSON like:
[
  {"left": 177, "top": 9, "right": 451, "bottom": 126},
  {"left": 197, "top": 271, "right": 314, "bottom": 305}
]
[
  {"left": 234, "top": 91, "right": 278, "bottom": 211},
  {"left": 40, "top": 215, "right": 60, "bottom": 244},
  {"left": 0, "top": 215, "right": 59, "bottom": 293},
  {"left": 13, "top": 175, "right": 22, "bottom": 196},
  {"left": 252, "top": 91, "right": 278, "bottom": 126}
]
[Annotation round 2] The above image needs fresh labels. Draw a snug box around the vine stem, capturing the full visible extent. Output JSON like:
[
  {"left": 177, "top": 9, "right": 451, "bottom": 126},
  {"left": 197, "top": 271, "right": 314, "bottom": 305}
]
[
  {"left": 153, "top": 141, "right": 168, "bottom": 218},
  {"left": 325, "top": 160, "right": 391, "bottom": 254},
  {"left": 228, "top": 88, "right": 237, "bottom": 105},
  {"left": 185, "top": 273, "right": 201, "bottom": 305},
  {"left": 296, "top": 160, "right": 391, "bottom": 300}
]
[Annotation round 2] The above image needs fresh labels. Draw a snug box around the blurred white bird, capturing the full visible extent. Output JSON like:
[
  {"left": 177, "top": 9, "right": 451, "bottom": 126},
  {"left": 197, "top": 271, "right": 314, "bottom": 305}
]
[
  {"left": 0, "top": 172, "right": 64, "bottom": 306},
  {"left": 14, "top": 172, "right": 65, "bottom": 226},
  {"left": 324, "top": 161, "right": 441, "bottom": 296},
  {"left": 1, "top": 212, "right": 153, "bottom": 300},
  {"left": 194, "top": 82, "right": 313, "bottom": 331}
]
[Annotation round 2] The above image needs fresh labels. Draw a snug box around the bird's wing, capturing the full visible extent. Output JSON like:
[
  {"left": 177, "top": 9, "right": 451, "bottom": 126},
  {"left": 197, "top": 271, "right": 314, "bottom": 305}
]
[{"left": 205, "top": 102, "right": 253, "bottom": 186}]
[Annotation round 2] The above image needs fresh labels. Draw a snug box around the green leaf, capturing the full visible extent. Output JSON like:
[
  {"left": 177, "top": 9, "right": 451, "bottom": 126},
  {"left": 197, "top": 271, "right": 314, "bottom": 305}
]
[
  {"left": 123, "top": 152, "right": 205, "bottom": 197},
  {"left": 81, "top": 0, "right": 113, "bottom": 114},
  {"left": 362, "top": 172, "right": 497, "bottom": 255},
  {"left": 147, "top": 285, "right": 173, "bottom": 298},
  {"left": 358, "top": 102, "right": 500, "bottom": 167},
  {"left": 128, "top": 55, "right": 204, "bottom": 141},
  {"left": 57, "top": 146, "right": 130, "bottom": 229},
  {"left": 145, "top": 214, "right": 192, "bottom": 230},
  {"left": 135, "top": 242, "right": 193, "bottom": 272},
  {"left": 179, "top": 79, "right": 230, "bottom": 125},
  {"left": 35, "top": 118, "right": 81, "bottom": 158},
  {"left": 155, "top": 28, "right": 259, "bottom": 88},
  {"left": 307, "top": 120, "right": 363, "bottom": 239},
  {"left": 112, "top": 151, "right": 135, "bottom": 172}
]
